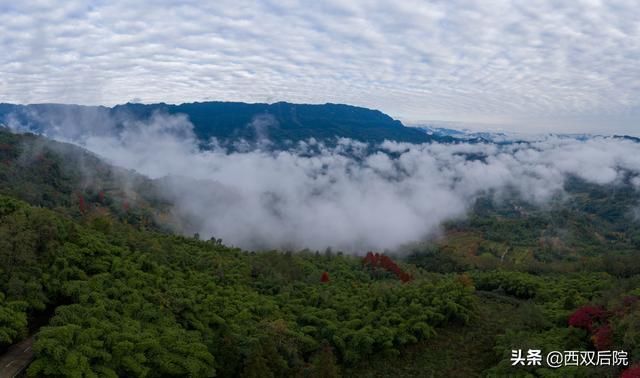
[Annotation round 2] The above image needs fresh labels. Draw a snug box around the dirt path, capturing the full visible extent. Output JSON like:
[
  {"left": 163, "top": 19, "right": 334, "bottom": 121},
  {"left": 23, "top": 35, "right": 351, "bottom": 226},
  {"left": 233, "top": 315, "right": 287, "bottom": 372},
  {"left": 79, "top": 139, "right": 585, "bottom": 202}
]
[{"left": 0, "top": 336, "right": 35, "bottom": 378}]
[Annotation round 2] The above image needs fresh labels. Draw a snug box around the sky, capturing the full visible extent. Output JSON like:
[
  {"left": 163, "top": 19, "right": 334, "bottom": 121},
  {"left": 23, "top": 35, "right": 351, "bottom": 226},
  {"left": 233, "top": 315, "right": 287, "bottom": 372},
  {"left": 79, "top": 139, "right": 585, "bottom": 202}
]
[{"left": 1, "top": 0, "right": 639, "bottom": 134}]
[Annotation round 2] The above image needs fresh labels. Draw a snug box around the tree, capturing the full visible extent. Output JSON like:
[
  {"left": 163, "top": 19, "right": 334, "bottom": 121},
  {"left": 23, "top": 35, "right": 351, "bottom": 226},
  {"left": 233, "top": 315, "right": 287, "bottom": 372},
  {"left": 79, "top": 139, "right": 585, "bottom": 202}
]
[
  {"left": 310, "top": 341, "right": 339, "bottom": 378},
  {"left": 0, "top": 293, "right": 27, "bottom": 346},
  {"left": 568, "top": 305, "right": 608, "bottom": 332}
]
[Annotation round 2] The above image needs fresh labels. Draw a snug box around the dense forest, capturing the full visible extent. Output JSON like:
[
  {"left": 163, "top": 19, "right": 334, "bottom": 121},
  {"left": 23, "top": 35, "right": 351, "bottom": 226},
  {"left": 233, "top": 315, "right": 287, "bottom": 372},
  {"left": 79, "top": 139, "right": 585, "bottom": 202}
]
[{"left": 0, "top": 128, "right": 639, "bottom": 377}]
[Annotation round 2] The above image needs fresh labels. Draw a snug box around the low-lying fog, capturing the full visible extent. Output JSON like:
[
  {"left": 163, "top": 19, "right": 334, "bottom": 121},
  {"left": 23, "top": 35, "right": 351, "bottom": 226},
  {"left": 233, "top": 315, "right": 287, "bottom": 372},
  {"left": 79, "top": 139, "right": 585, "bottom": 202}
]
[{"left": 8, "top": 111, "right": 640, "bottom": 251}]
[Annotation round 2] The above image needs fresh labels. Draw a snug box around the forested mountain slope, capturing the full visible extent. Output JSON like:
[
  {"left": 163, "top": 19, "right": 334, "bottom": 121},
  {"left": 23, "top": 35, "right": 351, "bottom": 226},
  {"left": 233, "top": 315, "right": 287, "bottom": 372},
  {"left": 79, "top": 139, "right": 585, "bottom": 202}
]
[
  {"left": 0, "top": 194, "right": 476, "bottom": 377},
  {"left": 0, "top": 127, "right": 173, "bottom": 231},
  {"left": 405, "top": 177, "right": 640, "bottom": 277},
  {"left": 0, "top": 128, "right": 639, "bottom": 377}
]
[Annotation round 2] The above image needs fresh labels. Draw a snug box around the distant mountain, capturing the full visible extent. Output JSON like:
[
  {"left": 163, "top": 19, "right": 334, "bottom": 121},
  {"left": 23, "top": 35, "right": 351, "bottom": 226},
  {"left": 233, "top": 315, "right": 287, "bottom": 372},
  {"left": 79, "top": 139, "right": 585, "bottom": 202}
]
[
  {"left": 414, "top": 124, "right": 511, "bottom": 143},
  {"left": 0, "top": 102, "right": 448, "bottom": 146},
  {"left": 416, "top": 125, "right": 468, "bottom": 137},
  {"left": 414, "top": 123, "right": 640, "bottom": 144}
]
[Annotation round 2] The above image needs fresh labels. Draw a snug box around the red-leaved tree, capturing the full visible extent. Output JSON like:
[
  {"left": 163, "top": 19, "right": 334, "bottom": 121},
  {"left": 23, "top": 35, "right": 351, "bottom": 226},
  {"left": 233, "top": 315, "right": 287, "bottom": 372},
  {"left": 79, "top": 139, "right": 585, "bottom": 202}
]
[
  {"left": 621, "top": 365, "right": 640, "bottom": 378},
  {"left": 77, "top": 193, "right": 87, "bottom": 214},
  {"left": 568, "top": 305, "right": 608, "bottom": 332},
  {"left": 363, "top": 252, "right": 412, "bottom": 282},
  {"left": 591, "top": 324, "right": 613, "bottom": 350}
]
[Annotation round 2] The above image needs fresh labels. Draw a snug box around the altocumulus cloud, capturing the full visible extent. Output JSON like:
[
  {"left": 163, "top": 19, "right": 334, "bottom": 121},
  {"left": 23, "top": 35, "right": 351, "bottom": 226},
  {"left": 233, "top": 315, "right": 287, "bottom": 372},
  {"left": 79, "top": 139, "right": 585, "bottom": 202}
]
[
  {"left": 1, "top": 0, "right": 640, "bottom": 133},
  {"left": 13, "top": 111, "right": 640, "bottom": 252}
]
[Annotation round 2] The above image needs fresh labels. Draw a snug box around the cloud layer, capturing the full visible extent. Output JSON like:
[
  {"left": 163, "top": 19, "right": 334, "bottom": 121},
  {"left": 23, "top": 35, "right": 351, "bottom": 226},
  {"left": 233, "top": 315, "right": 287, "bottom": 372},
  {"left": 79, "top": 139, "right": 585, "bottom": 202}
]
[
  {"left": 1, "top": 1, "right": 640, "bottom": 133},
  {"left": 11, "top": 110, "right": 637, "bottom": 252}
]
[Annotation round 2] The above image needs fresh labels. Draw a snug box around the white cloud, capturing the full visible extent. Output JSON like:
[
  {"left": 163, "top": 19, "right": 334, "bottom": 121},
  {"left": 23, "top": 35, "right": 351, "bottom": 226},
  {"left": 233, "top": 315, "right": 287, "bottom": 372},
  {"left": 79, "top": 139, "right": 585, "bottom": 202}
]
[
  {"left": 24, "top": 111, "right": 632, "bottom": 252},
  {"left": 1, "top": 1, "right": 640, "bottom": 133}
]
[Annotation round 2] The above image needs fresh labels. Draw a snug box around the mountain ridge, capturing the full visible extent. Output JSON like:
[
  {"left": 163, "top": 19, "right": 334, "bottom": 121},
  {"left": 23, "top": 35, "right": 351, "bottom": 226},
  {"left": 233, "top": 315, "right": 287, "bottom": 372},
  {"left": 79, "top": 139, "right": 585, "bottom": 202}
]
[{"left": 0, "top": 101, "right": 448, "bottom": 146}]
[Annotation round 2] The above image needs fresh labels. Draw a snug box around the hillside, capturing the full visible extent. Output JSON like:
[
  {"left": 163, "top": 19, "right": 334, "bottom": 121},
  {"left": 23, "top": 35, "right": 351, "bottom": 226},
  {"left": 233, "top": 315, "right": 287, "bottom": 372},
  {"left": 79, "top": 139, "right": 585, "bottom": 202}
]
[
  {"left": 404, "top": 177, "right": 640, "bottom": 277},
  {"left": 0, "top": 193, "right": 474, "bottom": 377},
  {"left": 0, "top": 127, "right": 173, "bottom": 231},
  {"left": 0, "top": 102, "right": 442, "bottom": 147},
  {"left": 0, "top": 128, "right": 638, "bottom": 376}
]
